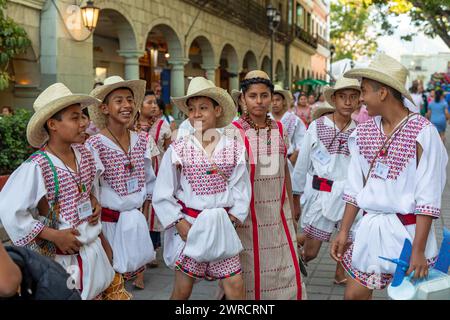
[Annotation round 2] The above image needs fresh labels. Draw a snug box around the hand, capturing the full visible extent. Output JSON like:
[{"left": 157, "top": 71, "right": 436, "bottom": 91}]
[
  {"left": 175, "top": 219, "right": 191, "bottom": 242},
  {"left": 54, "top": 229, "right": 82, "bottom": 255},
  {"left": 330, "top": 230, "right": 349, "bottom": 262},
  {"left": 407, "top": 249, "right": 428, "bottom": 279},
  {"left": 88, "top": 197, "right": 101, "bottom": 225}
]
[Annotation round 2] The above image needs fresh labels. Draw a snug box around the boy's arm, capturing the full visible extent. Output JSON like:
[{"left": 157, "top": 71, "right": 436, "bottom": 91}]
[
  {"left": 228, "top": 148, "right": 251, "bottom": 224},
  {"left": 0, "top": 243, "right": 22, "bottom": 297}
]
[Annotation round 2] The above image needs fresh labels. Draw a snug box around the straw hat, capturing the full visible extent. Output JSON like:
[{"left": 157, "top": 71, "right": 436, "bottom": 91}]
[
  {"left": 323, "top": 76, "right": 361, "bottom": 108},
  {"left": 344, "top": 52, "right": 413, "bottom": 103},
  {"left": 312, "top": 101, "right": 335, "bottom": 121},
  {"left": 231, "top": 89, "right": 242, "bottom": 108},
  {"left": 88, "top": 76, "right": 146, "bottom": 129},
  {"left": 244, "top": 70, "right": 270, "bottom": 81},
  {"left": 171, "top": 76, "right": 236, "bottom": 128},
  {"left": 273, "top": 84, "right": 293, "bottom": 110},
  {"left": 26, "top": 83, "right": 101, "bottom": 148}
]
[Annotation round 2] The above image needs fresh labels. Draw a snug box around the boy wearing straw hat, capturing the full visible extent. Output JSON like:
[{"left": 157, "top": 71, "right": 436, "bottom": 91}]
[
  {"left": 86, "top": 76, "right": 158, "bottom": 290},
  {"left": 292, "top": 77, "right": 361, "bottom": 285},
  {"left": 152, "top": 77, "right": 251, "bottom": 300},
  {"left": 270, "top": 85, "right": 307, "bottom": 170},
  {"left": 0, "top": 83, "right": 116, "bottom": 300},
  {"left": 331, "top": 53, "right": 447, "bottom": 299}
]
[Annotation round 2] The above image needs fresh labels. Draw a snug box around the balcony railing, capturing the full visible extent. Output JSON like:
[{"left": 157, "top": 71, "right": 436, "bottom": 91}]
[
  {"left": 182, "top": 0, "right": 318, "bottom": 49},
  {"left": 294, "top": 26, "right": 318, "bottom": 49},
  {"left": 316, "top": 35, "right": 329, "bottom": 49}
]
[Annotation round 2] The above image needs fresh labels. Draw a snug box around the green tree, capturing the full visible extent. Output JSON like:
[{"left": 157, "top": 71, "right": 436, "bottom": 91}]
[
  {"left": 0, "top": 0, "right": 31, "bottom": 90},
  {"left": 330, "top": 0, "right": 378, "bottom": 60},
  {"left": 341, "top": 0, "right": 450, "bottom": 48}
]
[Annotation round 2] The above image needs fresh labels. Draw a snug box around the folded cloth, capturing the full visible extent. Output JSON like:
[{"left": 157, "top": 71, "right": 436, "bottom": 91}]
[
  {"left": 183, "top": 208, "right": 243, "bottom": 263},
  {"left": 112, "top": 209, "right": 155, "bottom": 273}
]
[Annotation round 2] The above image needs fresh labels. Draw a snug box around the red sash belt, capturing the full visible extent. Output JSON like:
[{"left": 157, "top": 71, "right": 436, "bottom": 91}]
[
  {"left": 101, "top": 208, "right": 120, "bottom": 223},
  {"left": 55, "top": 248, "right": 83, "bottom": 291},
  {"left": 363, "top": 211, "right": 417, "bottom": 226},
  {"left": 177, "top": 200, "right": 230, "bottom": 219},
  {"left": 312, "top": 175, "right": 333, "bottom": 192}
]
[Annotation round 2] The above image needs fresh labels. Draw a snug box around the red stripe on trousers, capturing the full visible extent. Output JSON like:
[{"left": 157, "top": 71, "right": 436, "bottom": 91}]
[
  {"left": 150, "top": 120, "right": 163, "bottom": 231},
  {"left": 233, "top": 121, "right": 260, "bottom": 300}
]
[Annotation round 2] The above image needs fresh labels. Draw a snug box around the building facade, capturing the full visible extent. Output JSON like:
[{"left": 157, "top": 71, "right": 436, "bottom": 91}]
[
  {"left": 401, "top": 52, "right": 450, "bottom": 88},
  {"left": 2, "top": 0, "right": 330, "bottom": 118}
]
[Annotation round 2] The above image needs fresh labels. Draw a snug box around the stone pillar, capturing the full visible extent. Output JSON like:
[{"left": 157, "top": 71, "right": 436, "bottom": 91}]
[
  {"left": 117, "top": 50, "right": 144, "bottom": 80},
  {"left": 201, "top": 64, "right": 218, "bottom": 85},
  {"left": 229, "top": 69, "right": 240, "bottom": 92},
  {"left": 168, "top": 58, "right": 189, "bottom": 120}
]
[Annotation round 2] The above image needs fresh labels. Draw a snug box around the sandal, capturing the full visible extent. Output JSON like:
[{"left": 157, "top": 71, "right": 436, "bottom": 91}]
[{"left": 132, "top": 278, "right": 145, "bottom": 290}]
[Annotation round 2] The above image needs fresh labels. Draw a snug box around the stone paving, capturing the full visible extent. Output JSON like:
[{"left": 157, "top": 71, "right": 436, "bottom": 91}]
[{"left": 127, "top": 130, "right": 450, "bottom": 300}]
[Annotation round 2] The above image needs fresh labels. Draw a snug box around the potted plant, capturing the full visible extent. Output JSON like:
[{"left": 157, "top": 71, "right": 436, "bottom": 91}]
[{"left": 0, "top": 108, "right": 35, "bottom": 190}]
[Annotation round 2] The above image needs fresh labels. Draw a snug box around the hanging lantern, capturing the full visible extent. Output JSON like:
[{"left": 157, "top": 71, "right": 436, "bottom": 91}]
[{"left": 81, "top": 1, "right": 100, "bottom": 32}]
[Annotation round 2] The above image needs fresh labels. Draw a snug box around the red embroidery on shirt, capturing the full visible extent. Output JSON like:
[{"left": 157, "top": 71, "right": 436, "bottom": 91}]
[
  {"left": 31, "top": 144, "right": 96, "bottom": 227},
  {"left": 316, "top": 117, "right": 354, "bottom": 156},
  {"left": 356, "top": 115, "right": 431, "bottom": 181},
  {"left": 88, "top": 132, "right": 147, "bottom": 196},
  {"left": 172, "top": 136, "right": 243, "bottom": 196}
]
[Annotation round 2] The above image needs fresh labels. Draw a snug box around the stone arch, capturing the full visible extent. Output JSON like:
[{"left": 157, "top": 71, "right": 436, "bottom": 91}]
[
  {"left": 261, "top": 56, "right": 271, "bottom": 76},
  {"left": 93, "top": 8, "right": 140, "bottom": 81},
  {"left": 185, "top": 35, "right": 216, "bottom": 82},
  {"left": 242, "top": 50, "right": 258, "bottom": 72},
  {"left": 219, "top": 43, "right": 239, "bottom": 91},
  {"left": 275, "top": 60, "right": 284, "bottom": 85},
  {"left": 145, "top": 23, "right": 184, "bottom": 60}
]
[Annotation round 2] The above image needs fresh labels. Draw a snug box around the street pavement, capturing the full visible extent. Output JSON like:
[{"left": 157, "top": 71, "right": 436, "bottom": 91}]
[{"left": 127, "top": 130, "right": 450, "bottom": 300}]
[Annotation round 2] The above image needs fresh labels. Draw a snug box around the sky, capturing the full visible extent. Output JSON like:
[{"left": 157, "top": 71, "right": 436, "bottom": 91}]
[{"left": 375, "top": 15, "right": 449, "bottom": 60}]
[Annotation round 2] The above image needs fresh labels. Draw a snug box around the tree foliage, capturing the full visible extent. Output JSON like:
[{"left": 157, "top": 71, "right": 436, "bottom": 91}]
[
  {"left": 0, "top": 108, "right": 34, "bottom": 175},
  {"left": 330, "top": 0, "right": 378, "bottom": 60},
  {"left": 340, "top": 0, "right": 450, "bottom": 48},
  {"left": 0, "top": 0, "right": 32, "bottom": 90}
]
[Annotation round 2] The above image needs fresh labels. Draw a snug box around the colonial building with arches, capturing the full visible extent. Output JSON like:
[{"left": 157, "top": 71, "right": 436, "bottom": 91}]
[{"left": 2, "top": 0, "right": 330, "bottom": 119}]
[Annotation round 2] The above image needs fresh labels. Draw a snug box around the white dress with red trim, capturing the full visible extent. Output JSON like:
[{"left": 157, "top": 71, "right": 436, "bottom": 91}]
[
  {"left": 86, "top": 131, "right": 159, "bottom": 274},
  {"left": 152, "top": 132, "right": 251, "bottom": 278},
  {"left": 232, "top": 117, "right": 305, "bottom": 300},
  {"left": 341, "top": 114, "right": 447, "bottom": 289},
  {"left": 270, "top": 112, "right": 307, "bottom": 176},
  {"left": 292, "top": 116, "right": 358, "bottom": 242},
  {"left": 0, "top": 144, "right": 115, "bottom": 300},
  {"left": 147, "top": 118, "right": 172, "bottom": 232}
]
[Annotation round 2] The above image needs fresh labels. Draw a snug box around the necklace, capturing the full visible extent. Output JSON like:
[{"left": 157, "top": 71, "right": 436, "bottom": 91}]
[
  {"left": 244, "top": 112, "right": 272, "bottom": 145},
  {"left": 328, "top": 113, "right": 352, "bottom": 149},
  {"left": 106, "top": 127, "right": 134, "bottom": 172},
  {"left": 378, "top": 109, "right": 412, "bottom": 157},
  {"left": 46, "top": 145, "right": 86, "bottom": 194}
]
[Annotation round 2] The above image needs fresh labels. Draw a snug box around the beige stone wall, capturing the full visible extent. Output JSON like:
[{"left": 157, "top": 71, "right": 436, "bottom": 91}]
[{"left": 3, "top": 0, "right": 323, "bottom": 108}]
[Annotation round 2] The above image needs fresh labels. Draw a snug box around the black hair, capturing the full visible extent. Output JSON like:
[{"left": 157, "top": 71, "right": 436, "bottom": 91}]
[
  {"left": 410, "top": 80, "right": 419, "bottom": 94},
  {"left": 144, "top": 90, "right": 156, "bottom": 98},
  {"left": 365, "top": 78, "right": 403, "bottom": 103},
  {"left": 186, "top": 96, "right": 219, "bottom": 108},
  {"left": 435, "top": 90, "right": 443, "bottom": 103},
  {"left": 103, "top": 86, "right": 134, "bottom": 105},
  {"left": 273, "top": 92, "right": 285, "bottom": 100},
  {"left": 43, "top": 109, "right": 64, "bottom": 134},
  {"left": 82, "top": 108, "right": 90, "bottom": 118},
  {"left": 157, "top": 98, "right": 166, "bottom": 112},
  {"left": 240, "top": 77, "right": 274, "bottom": 94}
]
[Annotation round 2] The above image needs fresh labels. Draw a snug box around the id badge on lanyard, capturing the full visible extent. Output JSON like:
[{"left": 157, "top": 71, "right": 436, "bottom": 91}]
[
  {"left": 374, "top": 161, "right": 389, "bottom": 180},
  {"left": 77, "top": 200, "right": 93, "bottom": 220},
  {"left": 126, "top": 177, "right": 140, "bottom": 194},
  {"left": 313, "top": 147, "right": 331, "bottom": 165}
]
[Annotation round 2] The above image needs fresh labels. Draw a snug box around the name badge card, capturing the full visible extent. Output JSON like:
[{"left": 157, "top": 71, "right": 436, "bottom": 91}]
[
  {"left": 77, "top": 200, "right": 93, "bottom": 220},
  {"left": 127, "top": 177, "right": 139, "bottom": 194},
  {"left": 374, "top": 161, "right": 389, "bottom": 180},
  {"left": 313, "top": 148, "right": 331, "bottom": 165}
]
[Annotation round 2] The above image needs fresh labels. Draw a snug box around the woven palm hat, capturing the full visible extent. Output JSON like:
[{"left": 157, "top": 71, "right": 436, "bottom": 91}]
[
  {"left": 231, "top": 89, "right": 242, "bottom": 108},
  {"left": 312, "top": 101, "right": 335, "bottom": 121},
  {"left": 273, "top": 84, "right": 293, "bottom": 110},
  {"left": 88, "top": 76, "right": 146, "bottom": 129},
  {"left": 26, "top": 83, "right": 101, "bottom": 148},
  {"left": 323, "top": 76, "right": 361, "bottom": 108},
  {"left": 171, "top": 76, "right": 235, "bottom": 128},
  {"left": 344, "top": 52, "right": 413, "bottom": 103}
]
